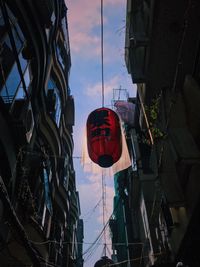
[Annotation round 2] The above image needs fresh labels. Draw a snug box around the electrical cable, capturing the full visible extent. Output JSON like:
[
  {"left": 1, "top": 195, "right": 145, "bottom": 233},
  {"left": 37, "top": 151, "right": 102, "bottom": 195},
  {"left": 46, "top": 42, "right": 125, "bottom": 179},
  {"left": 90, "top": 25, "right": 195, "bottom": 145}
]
[
  {"left": 30, "top": 240, "right": 144, "bottom": 246},
  {"left": 82, "top": 0, "right": 113, "bottom": 262},
  {"left": 108, "top": 251, "right": 164, "bottom": 267},
  {"left": 82, "top": 200, "right": 119, "bottom": 257},
  {"left": 80, "top": 198, "right": 121, "bottom": 264},
  {"left": 38, "top": 255, "right": 60, "bottom": 267},
  {"left": 82, "top": 197, "right": 102, "bottom": 222},
  {"left": 101, "top": 0, "right": 104, "bottom": 107},
  {"left": 82, "top": 220, "right": 109, "bottom": 257},
  {"left": 84, "top": 236, "right": 103, "bottom": 263},
  {"left": 102, "top": 172, "right": 107, "bottom": 257},
  {"left": 20, "top": 148, "right": 84, "bottom": 161}
]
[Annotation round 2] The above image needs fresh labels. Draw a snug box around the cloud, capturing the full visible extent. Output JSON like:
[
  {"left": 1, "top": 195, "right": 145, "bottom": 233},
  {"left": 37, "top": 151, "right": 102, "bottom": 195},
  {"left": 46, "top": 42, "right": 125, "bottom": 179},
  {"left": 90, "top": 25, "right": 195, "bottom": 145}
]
[
  {"left": 67, "top": 1, "right": 101, "bottom": 56},
  {"left": 86, "top": 75, "right": 121, "bottom": 97},
  {"left": 71, "top": 32, "right": 100, "bottom": 54},
  {"left": 66, "top": 0, "right": 125, "bottom": 57}
]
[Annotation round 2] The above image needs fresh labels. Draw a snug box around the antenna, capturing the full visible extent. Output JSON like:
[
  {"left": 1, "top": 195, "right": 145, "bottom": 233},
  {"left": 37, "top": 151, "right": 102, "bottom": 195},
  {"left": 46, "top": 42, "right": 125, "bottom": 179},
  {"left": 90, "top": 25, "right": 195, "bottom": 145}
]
[{"left": 112, "top": 86, "right": 129, "bottom": 109}]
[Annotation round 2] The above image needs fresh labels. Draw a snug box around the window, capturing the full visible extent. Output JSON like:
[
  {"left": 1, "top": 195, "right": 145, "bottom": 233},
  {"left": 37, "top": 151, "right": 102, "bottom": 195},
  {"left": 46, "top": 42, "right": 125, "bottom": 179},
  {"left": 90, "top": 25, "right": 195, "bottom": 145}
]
[
  {"left": 47, "top": 78, "right": 61, "bottom": 127},
  {"left": 43, "top": 167, "right": 53, "bottom": 215},
  {"left": 0, "top": 9, "right": 6, "bottom": 37},
  {"left": 0, "top": 52, "right": 29, "bottom": 104},
  {"left": 0, "top": 15, "right": 29, "bottom": 107},
  {"left": 11, "top": 24, "right": 24, "bottom": 53},
  {"left": 56, "top": 40, "right": 66, "bottom": 70}
]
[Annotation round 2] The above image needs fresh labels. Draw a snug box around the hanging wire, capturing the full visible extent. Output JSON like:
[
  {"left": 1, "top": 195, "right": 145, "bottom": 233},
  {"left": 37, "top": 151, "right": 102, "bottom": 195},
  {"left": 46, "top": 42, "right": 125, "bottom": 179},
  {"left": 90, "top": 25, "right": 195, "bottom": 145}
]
[
  {"left": 82, "top": 197, "right": 102, "bottom": 222},
  {"left": 101, "top": 172, "right": 107, "bottom": 257},
  {"left": 30, "top": 240, "right": 144, "bottom": 246},
  {"left": 82, "top": 199, "right": 120, "bottom": 260},
  {"left": 19, "top": 148, "right": 85, "bottom": 161},
  {"left": 101, "top": 0, "right": 105, "bottom": 107},
  {"left": 100, "top": 0, "right": 110, "bottom": 259}
]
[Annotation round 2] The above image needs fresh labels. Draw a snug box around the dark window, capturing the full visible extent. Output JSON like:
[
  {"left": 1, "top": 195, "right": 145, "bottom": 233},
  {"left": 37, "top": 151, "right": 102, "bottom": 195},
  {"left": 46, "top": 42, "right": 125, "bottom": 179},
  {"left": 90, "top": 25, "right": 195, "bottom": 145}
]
[
  {"left": 47, "top": 79, "right": 61, "bottom": 127},
  {"left": 11, "top": 24, "right": 24, "bottom": 53},
  {"left": 56, "top": 43, "right": 65, "bottom": 70},
  {"left": 43, "top": 168, "right": 53, "bottom": 215},
  {"left": 0, "top": 37, "right": 15, "bottom": 88},
  {"left": 0, "top": 52, "right": 29, "bottom": 103},
  {"left": 0, "top": 9, "right": 6, "bottom": 36}
]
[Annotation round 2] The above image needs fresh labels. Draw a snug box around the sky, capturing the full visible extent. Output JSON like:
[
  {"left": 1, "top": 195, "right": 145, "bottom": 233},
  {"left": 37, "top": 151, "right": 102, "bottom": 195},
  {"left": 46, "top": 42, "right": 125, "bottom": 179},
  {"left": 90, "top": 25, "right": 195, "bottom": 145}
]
[{"left": 67, "top": 1, "right": 136, "bottom": 266}]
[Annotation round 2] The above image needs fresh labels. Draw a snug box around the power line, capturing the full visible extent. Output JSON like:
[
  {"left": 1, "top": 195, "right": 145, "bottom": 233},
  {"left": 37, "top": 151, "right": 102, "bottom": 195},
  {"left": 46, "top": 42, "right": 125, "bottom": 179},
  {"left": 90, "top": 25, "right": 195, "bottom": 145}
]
[
  {"left": 81, "top": 200, "right": 119, "bottom": 258},
  {"left": 102, "top": 172, "right": 107, "bottom": 257},
  {"left": 30, "top": 240, "right": 144, "bottom": 246},
  {"left": 82, "top": 197, "right": 102, "bottom": 222},
  {"left": 101, "top": 0, "right": 105, "bottom": 107}
]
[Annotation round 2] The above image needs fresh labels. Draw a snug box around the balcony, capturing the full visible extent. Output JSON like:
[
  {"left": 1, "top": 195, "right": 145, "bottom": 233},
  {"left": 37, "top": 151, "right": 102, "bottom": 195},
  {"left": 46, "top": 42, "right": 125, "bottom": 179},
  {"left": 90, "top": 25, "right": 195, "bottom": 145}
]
[
  {"left": 125, "top": 0, "right": 150, "bottom": 83},
  {"left": 126, "top": 0, "right": 200, "bottom": 98},
  {"left": 132, "top": 87, "right": 159, "bottom": 179}
]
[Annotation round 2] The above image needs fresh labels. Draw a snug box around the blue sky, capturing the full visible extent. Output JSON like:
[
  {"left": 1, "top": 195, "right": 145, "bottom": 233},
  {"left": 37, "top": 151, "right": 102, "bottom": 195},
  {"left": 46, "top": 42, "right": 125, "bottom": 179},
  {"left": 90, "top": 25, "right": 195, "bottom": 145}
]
[{"left": 67, "top": 0, "right": 136, "bottom": 266}]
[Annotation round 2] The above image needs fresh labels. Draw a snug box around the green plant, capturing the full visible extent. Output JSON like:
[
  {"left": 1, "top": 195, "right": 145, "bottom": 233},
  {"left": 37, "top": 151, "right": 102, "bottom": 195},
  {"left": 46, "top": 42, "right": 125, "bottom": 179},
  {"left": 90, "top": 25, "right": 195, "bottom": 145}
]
[{"left": 144, "top": 94, "right": 165, "bottom": 141}]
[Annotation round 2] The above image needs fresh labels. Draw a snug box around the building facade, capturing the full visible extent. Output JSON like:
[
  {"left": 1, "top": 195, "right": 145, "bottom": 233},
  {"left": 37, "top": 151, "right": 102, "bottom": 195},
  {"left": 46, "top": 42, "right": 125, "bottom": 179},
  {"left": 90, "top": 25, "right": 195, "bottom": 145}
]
[
  {"left": 0, "top": 0, "right": 83, "bottom": 266},
  {"left": 110, "top": 1, "right": 200, "bottom": 266}
]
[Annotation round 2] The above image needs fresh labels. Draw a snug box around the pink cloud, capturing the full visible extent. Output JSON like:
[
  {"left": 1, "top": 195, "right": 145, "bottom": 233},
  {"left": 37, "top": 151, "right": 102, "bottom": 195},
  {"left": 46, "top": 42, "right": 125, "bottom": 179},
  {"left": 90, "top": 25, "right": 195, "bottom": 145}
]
[
  {"left": 66, "top": 0, "right": 125, "bottom": 57},
  {"left": 71, "top": 32, "right": 100, "bottom": 55},
  {"left": 67, "top": 1, "right": 101, "bottom": 56}
]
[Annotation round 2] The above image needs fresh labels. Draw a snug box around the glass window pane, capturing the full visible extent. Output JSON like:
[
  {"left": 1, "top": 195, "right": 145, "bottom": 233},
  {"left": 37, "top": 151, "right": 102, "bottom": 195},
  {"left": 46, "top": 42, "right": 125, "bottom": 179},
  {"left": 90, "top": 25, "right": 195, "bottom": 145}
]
[
  {"left": 15, "top": 85, "right": 25, "bottom": 100},
  {"left": 43, "top": 168, "right": 53, "bottom": 215},
  {"left": 6, "top": 63, "right": 21, "bottom": 94},
  {"left": 55, "top": 88, "right": 61, "bottom": 126},
  {"left": 0, "top": 9, "right": 6, "bottom": 36},
  {"left": 56, "top": 45, "right": 65, "bottom": 70},
  {"left": 47, "top": 78, "right": 61, "bottom": 127},
  {"left": 0, "top": 54, "right": 28, "bottom": 103},
  {"left": 18, "top": 53, "right": 28, "bottom": 73},
  {"left": 0, "top": 38, "right": 15, "bottom": 89},
  {"left": 0, "top": 85, "right": 13, "bottom": 103},
  {"left": 12, "top": 27, "right": 23, "bottom": 52},
  {"left": 23, "top": 65, "right": 31, "bottom": 88},
  {"left": 15, "top": 66, "right": 31, "bottom": 100},
  {"left": 14, "top": 23, "right": 24, "bottom": 44}
]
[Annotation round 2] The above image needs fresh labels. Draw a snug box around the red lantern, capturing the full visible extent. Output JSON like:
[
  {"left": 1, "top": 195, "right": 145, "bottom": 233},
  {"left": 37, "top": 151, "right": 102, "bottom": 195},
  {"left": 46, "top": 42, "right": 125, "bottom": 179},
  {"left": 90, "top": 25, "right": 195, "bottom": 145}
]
[{"left": 86, "top": 107, "right": 122, "bottom": 168}]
